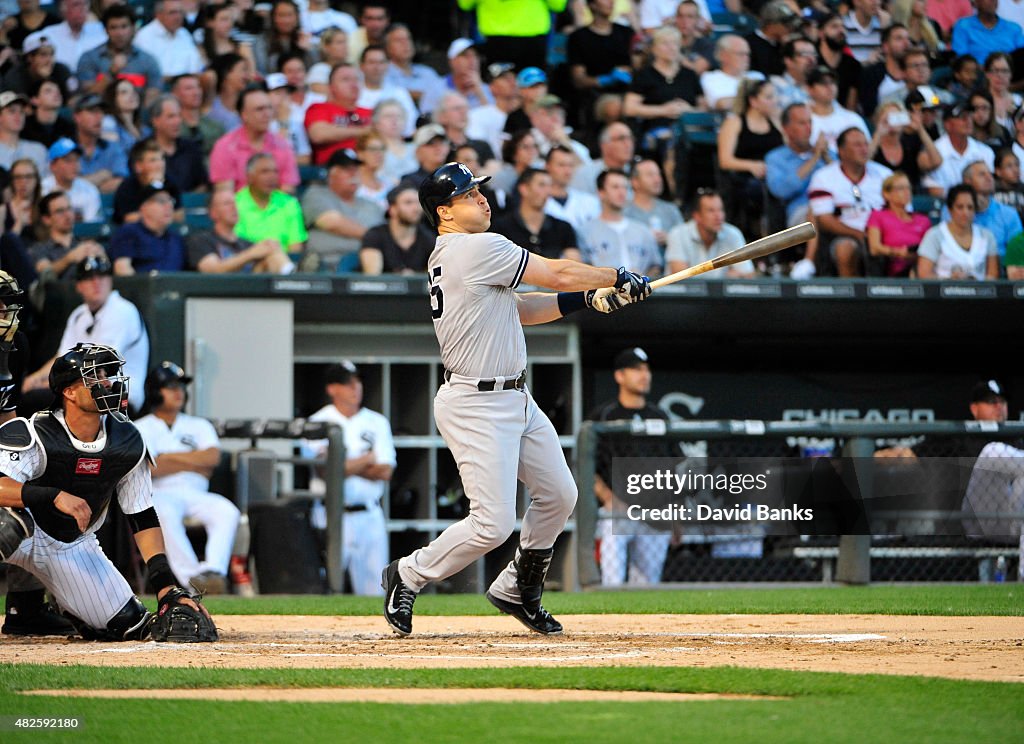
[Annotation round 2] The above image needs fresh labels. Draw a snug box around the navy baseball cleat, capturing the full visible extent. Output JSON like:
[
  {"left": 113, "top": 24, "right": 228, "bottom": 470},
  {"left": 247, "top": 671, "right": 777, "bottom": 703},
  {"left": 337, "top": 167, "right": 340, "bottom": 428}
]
[
  {"left": 2, "top": 606, "right": 76, "bottom": 637},
  {"left": 485, "top": 591, "right": 563, "bottom": 635},
  {"left": 382, "top": 560, "right": 416, "bottom": 636}
]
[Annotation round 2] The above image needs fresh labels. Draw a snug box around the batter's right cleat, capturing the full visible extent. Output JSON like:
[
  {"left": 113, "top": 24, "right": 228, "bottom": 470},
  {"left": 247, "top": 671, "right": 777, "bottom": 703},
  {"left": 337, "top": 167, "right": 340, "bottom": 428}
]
[
  {"left": 382, "top": 560, "right": 416, "bottom": 636},
  {"left": 2, "top": 606, "right": 77, "bottom": 637},
  {"left": 485, "top": 591, "right": 563, "bottom": 635}
]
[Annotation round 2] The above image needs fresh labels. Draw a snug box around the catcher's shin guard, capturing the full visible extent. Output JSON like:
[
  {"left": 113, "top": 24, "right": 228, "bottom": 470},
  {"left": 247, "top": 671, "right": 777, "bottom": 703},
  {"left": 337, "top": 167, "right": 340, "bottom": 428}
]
[
  {"left": 65, "top": 597, "right": 153, "bottom": 641},
  {"left": 0, "top": 507, "right": 33, "bottom": 561}
]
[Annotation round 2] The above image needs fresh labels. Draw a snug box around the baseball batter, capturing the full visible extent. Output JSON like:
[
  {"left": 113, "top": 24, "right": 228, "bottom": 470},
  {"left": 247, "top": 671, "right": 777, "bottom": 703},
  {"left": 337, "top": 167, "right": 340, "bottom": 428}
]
[{"left": 382, "top": 162, "right": 651, "bottom": 636}]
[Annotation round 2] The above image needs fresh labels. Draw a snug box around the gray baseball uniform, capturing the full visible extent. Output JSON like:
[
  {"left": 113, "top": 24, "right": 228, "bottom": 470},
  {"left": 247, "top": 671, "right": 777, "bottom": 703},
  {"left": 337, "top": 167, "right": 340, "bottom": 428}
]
[{"left": 397, "top": 232, "right": 577, "bottom": 602}]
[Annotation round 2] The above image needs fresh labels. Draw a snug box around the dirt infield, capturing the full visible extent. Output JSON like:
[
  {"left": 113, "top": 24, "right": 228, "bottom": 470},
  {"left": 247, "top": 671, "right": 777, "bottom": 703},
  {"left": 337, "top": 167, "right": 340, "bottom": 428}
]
[{"left": 2, "top": 614, "right": 1021, "bottom": 684}]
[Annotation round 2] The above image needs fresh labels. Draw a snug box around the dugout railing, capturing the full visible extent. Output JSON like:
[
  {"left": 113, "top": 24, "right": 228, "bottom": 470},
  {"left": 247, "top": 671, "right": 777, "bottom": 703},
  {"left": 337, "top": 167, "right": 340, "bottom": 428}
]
[{"left": 575, "top": 420, "right": 1024, "bottom": 587}]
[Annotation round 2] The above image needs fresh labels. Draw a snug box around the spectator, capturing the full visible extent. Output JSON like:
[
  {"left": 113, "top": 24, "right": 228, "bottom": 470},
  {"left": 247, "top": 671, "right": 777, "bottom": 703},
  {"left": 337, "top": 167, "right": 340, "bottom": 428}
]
[
  {"left": 21, "top": 79, "right": 76, "bottom": 148},
  {"left": 171, "top": 73, "right": 226, "bottom": 157},
  {"left": 252, "top": 0, "right": 313, "bottom": 76},
  {"left": 917, "top": 183, "right": 999, "bottom": 279},
  {"left": 133, "top": 0, "right": 204, "bottom": 82},
  {"left": 843, "top": 0, "right": 892, "bottom": 64},
  {"left": 1, "top": 158, "right": 41, "bottom": 243},
  {"left": 771, "top": 37, "right": 817, "bottom": 111},
  {"left": 767, "top": 103, "right": 833, "bottom": 233},
  {"left": 701, "top": 35, "right": 765, "bottom": 112},
  {"left": 21, "top": 0, "right": 106, "bottom": 73},
  {"left": 808, "top": 127, "right": 892, "bottom": 277},
  {"left": 466, "top": 62, "right": 520, "bottom": 160},
  {"left": 624, "top": 25, "right": 701, "bottom": 157},
  {"left": 925, "top": 0, "right": 974, "bottom": 40},
  {"left": 197, "top": 2, "right": 257, "bottom": 71},
  {"left": 359, "top": 184, "right": 434, "bottom": 275},
  {"left": 41, "top": 138, "right": 102, "bottom": 222},
  {"left": 492, "top": 168, "right": 580, "bottom": 261},
  {"left": 858, "top": 23, "right": 911, "bottom": 120},
  {"left": 347, "top": 1, "right": 390, "bottom": 65},
  {"left": 356, "top": 45, "right": 417, "bottom": 141},
  {"left": 718, "top": 78, "right": 783, "bottom": 237},
  {"left": 567, "top": 0, "right": 633, "bottom": 105},
  {"left": 503, "top": 66, "right": 548, "bottom": 137},
  {"left": 746, "top": 1, "right": 802, "bottom": 78},
  {"left": 302, "top": 148, "right": 383, "bottom": 272},
  {"left": 109, "top": 182, "right": 186, "bottom": 275},
  {"left": 76, "top": 5, "right": 162, "bottom": 101},
  {"left": 0, "top": 92, "right": 47, "bottom": 175},
  {"left": 869, "top": 101, "right": 942, "bottom": 192},
  {"left": 807, "top": 65, "right": 870, "bottom": 152},
  {"left": 489, "top": 129, "right": 541, "bottom": 205},
  {"left": 666, "top": 188, "right": 754, "bottom": 277},
  {"left": 372, "top": 99, "right": 416, "bottom": 180},
  {"left": 100, "top": 78, "right": 144, "bottom": 154},
  {"left": 20, "top": 254, "right": 149, "bottom": 413},
  {"left": 1, "top": 0, "right": 61, "bottom": 52},
  {"left": 674, "top": 0, "right": 716, "bottom": 76},
  {"left": 923, "top": 101, "right": 995, "bottom": 198},
  {"left": 951, "top": 0, "right": 1024, "bottom": 69},
  {"left": 266, "top": 72, "right": 313, "bottom": 167},
  {"left": 1011, "top": 102, "right": 1024, "bottom": 168},
  {"left": 571, "top": 121, "right": 636, "bottom": 194},
  {"left": 992, "top": 148, "right": 1024, "bottom": 222},
  {"left": 1, "top": 34, "right": 74, "bottom": 100},
  {"left": 399, "top": 124, "right": 452, "bottom": 188},
  {"left": 147, "top": 95, "right": 207, "bottom": 193},
  {"left": 210, "top": 86, "right": 300, "bottom": 193},
  {"left": 206, "top": 53, "right": 253, "bottom": 132},
  {"left": 624, "top": 159, "right": 683, "bottom": 250},
  {"left": 384, "top": 22, "right": 443, "bottom": 111},
  {"left": 434, "top": 92, "right": 496, "bottom": 169},
  {"left": 527, "top": 93, "right": 591, "bottom": 167},
  {"left": 301, "top": 0, "right": 356, "bottom": 39},
  {"left": 948, "top": 54, "right": 982, "bottom": 102},
  {"left": 235, "top": 153, "right": 306, "bottom": 258},
  {"left": 304, "top": 62, "right": 373, "bottom": 167},
  {"left": 459, "top": 0, "right": 563, "bottom": 73},
  {"left": 300, "top": 360, "right": 395, "bottom": 596},
  {"left": 352, "top": 130, "right": 393, "bottom": 212},
  {"left": 111, "top": 139, "right": 183, "bottom": 225},
  {"left": 982, "top": 53, "right": 1021, "bottom": 133},
  {"left": 188, "top": 188, "right": 291, "bottom": 274},
  {"left": 29, "top": 191, "right": 106, "bottom": 281},
  {"left": 307, "top": 27, "right": 349, "bottom": 97},
  {"left": 816, "top": 12, "right": 862, "bottom": 112},
  {"left": 134, "top": 361, "right": 242, "bottom": 594},
  {"left": 419, "top": 38, "right": 494, "bottom": 116},
  {"left": 579, "top": 169, "right": 662, "bottom": 277},
  {"left": 544, "top": 144, "right": 601, "bottom": 235},
  {"left": 942, "top": 160, "right": 1023, "bottom": 259},
  {"left": 891, "top": 0, "right": 943, "bottom": 54},
  {"left": 73, "top": 93, "right": 128, "bottom": 194},
  {"left": 880, "top": 49, "right": 954, "bottom": 110},
  {"left": 970, "top": 90, "right": 1012, "bottom": 150},
  {"left": 866, "top": 171, "right": 933, "bottom": 277}
]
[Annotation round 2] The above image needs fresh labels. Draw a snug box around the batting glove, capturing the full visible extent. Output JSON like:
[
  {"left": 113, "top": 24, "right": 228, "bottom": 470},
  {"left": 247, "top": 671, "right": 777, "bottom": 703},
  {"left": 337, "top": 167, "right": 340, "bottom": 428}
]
[{"left": 613, "top": 267, "right": 652, "bottom": 301}]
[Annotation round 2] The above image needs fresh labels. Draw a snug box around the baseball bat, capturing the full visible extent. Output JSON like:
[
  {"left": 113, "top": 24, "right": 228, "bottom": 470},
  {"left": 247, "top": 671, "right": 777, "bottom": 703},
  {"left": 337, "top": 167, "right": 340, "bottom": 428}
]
[{"left": 650, "top": 222, "right": 817, "bottom": 289}]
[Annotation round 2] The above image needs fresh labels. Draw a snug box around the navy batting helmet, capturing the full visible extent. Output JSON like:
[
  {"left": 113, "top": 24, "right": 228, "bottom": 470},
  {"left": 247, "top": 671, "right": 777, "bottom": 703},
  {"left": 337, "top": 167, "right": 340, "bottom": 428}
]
[
  {"left": 144, "top": 361, "right": 192, "bottom": 411},
  {"left": 418, "top": 162, "right": 490, "bottom": 229},
  {"left": 49, "top": 343, "right": 130, "bottom": 421}
]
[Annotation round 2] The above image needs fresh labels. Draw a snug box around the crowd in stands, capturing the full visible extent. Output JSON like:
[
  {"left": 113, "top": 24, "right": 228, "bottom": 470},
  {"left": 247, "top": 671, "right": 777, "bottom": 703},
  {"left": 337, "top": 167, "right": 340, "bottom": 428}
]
[{"left": 4, "top": 0, "right": 1024, "bottom": 372}]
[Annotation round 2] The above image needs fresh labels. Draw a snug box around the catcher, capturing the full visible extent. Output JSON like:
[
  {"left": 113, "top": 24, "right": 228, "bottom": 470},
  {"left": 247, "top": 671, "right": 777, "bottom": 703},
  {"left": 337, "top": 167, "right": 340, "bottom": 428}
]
[{"left": 0, "top": 342, "right": 217, "bottom": 642}]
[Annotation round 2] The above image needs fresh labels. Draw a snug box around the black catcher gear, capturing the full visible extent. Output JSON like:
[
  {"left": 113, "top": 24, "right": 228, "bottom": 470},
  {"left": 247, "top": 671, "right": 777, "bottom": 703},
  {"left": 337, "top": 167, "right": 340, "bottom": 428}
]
[{"left": 49, "top": 343, "right": 131, "bottom": 422}]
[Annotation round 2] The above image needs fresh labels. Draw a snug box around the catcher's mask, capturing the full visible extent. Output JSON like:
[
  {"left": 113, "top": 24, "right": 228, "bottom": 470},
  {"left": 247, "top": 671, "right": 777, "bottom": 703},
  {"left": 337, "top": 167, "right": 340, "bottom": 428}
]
[{"left": 49, "top": 343, "right": 131, "bottom": 422}]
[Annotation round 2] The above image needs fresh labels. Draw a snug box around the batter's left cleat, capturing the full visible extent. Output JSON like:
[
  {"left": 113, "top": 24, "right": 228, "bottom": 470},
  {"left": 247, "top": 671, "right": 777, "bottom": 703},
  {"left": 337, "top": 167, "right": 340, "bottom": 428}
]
[
  {"left": 2, "top": 606, "right": 76, "bottom": 637},
  {"left": 485, "top": 591, "right": 563, "bottom": 635},
  {"left": 382, "top": 560, "right": 417, "bottom": 636}
]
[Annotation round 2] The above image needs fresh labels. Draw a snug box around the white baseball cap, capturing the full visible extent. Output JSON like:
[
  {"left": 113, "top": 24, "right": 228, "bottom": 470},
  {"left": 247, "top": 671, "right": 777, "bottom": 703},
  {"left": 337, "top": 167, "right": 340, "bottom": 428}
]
[
  {"left": 265, "top": 73, "right": 289, "bottom": 91},
  {"left": 447, "top": 38, "right": 476, "bottom": 60}
]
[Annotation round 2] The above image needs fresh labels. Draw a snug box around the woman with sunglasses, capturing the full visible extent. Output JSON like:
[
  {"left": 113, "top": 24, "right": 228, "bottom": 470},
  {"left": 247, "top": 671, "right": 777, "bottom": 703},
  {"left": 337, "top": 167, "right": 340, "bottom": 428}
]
[
  {"left": 866, "top": 171, "right": 932, "bottom": 277},
  {"left": 917, "top": 183, "right": 999, "bottom": 279}
]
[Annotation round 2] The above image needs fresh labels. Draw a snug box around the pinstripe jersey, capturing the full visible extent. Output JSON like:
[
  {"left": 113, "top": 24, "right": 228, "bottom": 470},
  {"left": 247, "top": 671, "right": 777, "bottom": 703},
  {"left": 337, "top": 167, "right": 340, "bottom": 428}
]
[
  {"left": 427, "top": 232, "right": 530, "bottom": 378},
  {"left": 0, "top": 412, "right": 153, "bottom": 542}
]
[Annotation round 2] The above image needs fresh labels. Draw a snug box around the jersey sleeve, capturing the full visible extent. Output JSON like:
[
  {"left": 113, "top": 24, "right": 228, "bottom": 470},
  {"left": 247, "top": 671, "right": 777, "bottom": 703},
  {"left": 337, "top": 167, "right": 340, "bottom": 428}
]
[
  {"left": 0, "top": 443, "right": 46, "bottom": 483},
  {"left": 193, "top": 418, "right": 220, "bottom": 451},
  {"left": 116, "top": 453, "right": 154, "bottom": 515},
  {"left": 373, "top": 414, "right": 397, "bottom": 468},
  {"left": 463, "top": 233, "right": 529, "bottom": 288}
]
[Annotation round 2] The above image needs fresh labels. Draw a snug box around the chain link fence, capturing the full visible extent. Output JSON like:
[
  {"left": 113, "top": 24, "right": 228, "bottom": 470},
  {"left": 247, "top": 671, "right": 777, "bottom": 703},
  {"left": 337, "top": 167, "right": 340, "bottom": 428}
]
[{"left": 576, "top": 421, "right": 1024, "bottom": 586}]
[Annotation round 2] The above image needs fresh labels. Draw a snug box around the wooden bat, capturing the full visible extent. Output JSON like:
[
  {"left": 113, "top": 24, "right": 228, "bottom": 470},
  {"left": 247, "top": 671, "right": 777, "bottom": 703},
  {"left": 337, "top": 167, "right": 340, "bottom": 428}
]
[{"left": 650, "top": 222, "right": 817, "bottom": 289}]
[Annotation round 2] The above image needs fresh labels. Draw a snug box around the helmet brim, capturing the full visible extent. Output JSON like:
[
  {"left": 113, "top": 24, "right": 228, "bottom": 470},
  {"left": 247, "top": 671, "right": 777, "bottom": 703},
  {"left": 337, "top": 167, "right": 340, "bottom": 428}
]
[{"left": 448, "top": 175, "right": 491, "bottom": 203}]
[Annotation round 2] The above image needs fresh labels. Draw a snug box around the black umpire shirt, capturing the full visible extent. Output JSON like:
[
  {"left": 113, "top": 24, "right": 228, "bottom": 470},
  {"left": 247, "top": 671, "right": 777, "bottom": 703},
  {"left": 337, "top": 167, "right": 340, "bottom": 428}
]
[{"left": 491, "top": 210, "right": 577, "bottom": 260}]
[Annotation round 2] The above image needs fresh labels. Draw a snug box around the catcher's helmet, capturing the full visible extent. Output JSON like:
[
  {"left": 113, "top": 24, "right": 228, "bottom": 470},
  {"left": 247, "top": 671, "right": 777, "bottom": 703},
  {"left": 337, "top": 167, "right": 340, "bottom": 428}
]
[
  {"left": 144, "top": 361, "right": 192, "bottom": 411},
  {"left": 418, "top": 162, "right": 490, "bottom": 228},
  {"left": 49, "top": 343, "right": 131, "bottom": 421},
  {"left": 0, "top": 270, "right": 24, "bottom": 345}
]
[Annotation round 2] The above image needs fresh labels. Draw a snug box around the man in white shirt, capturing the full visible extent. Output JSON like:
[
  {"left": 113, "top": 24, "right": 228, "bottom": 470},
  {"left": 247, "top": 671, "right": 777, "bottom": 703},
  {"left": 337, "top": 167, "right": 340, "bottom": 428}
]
[
  {"left": 544, "top": 145, "right": 600, "bottom": 235},
  {"left": 301, "top": 361, "right": 396, "bottom": 596},
  {"left": 666, "top": 189, "right": 754, "bottom": 278},
  {"left": 700, "top": 34, "right": 764, "bottom": 111},
  {"left": 356, "top": 44, "right": 418, "bottom": 138},
  {"left": 807, "top": 65, "right": 870, "bottom": 151},
  {"left": 40, "top": 138, "right": 102, "bottom": 222},
  {"left": 924, "top": 101, "right": 996, "bottom": 198},
  {"left": 23, "top": 0, "right": 106, "bottom": 73},
  {"left": 808, "top": 127, "right": 892, "bottom": 276},
  {"left": 133, "top": 0, "right": 203, "bottom": 82}
]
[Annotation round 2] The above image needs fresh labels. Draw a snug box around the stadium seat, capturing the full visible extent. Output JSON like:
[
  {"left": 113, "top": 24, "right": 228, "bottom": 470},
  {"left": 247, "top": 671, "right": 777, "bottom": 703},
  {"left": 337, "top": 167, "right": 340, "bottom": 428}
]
[
  {"left": 337, "top": 252, "right": 361, "bottom": 273},
  {"left": 912, "top": 194, "right": 944, "bottom": 225},
  {"left": 100, "top": 192, "right": 115, "bottom": 218},
  {"left": 181, "top": 191, "right": 209, "bottom": 214},
  {"left": 184, "top": 212, "right": 213, "bottom": 231},
  {"left": 299, "top": 165, "right": 326, "bottom": 183},
  {"left": 73, "top": 221, "right": 111, "bottom": 240}
]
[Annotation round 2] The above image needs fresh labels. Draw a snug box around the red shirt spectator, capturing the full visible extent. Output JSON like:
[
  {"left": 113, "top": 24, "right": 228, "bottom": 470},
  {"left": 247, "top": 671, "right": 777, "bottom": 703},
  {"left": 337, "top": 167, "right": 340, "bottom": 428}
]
[
  {"left": 304, "top": 62, "right": 372, "bottom": 166},
  {"left": 209, "top": 87, "right": 299, "bottom": 192}
]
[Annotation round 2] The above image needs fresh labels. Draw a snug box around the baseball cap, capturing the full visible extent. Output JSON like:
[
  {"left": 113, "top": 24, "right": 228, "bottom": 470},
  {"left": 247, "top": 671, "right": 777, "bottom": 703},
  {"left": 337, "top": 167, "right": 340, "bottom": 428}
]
[
  {"left": 760, "top": 0, "right": 801, "bottom": 27},
  {"left": 265, "top": 72, "right": 290, "bottom": 91},
  {"left": 914, "top": 86, "right": 943, "bottom": 109},
  {"left": 48, "top": 137, "right": 81, "bottom": 161},
  {"left": 613, "top": 347, "right": 650, "bottom": 371},
  {"left": 447, "top": 38, "right": 476, "bottom": 60},
  {"left": 22, "top": 34, "right": 54, "bottom": 55},
  {"left": 75, "top": 254, "right": 113, "bottom": 280},
  {"left": 971, "top": 379, "right": 1006, "bottom": 404},
  {"left": 74, "top": 93, "right": 105, "bottom": 112},
  {"left": 944, "top": 100, "right": 970, "bottom": 119},
  {"left": 413, "top": 123, "right": 448, "bottom": 147},
  {"left": 516, "top": 66, "right": 547, "bottom": 88},
  {"left": 0, "top": 91, "right": 29, "bottom": 110},
  {"left": 139, "top": 180, "right": 172, "bottom": 204},
  {"left": 326, "top": 147, "right": 363, "bottom": 169},
  {"left": 534, "top": 94, "right": 564, "bottom": 110},
  {"left": 806, "top": 66, "right": 836, "bottom": 87},
  {"left": 487, "top": 62, "right": 515, "bottom": 81},
  {"left": 324, "top": 360, "right": 359, "bottom": 385}
]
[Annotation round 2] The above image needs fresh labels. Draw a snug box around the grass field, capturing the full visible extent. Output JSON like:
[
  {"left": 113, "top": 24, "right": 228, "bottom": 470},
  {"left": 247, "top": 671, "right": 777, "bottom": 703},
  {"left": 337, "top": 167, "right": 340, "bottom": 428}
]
[{"left": 0, "top": 585, "right": 1020, "bottom": 744}]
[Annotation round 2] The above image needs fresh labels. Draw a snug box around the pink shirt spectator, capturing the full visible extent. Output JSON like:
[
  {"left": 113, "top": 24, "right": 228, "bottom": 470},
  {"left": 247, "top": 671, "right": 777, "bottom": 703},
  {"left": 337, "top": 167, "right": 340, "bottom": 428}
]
[
  {"left": 867, "top": 208, "right": 933, "bottom": 277},
  {"left": 925, "top": 0, "right": 974, "bottom": 34},
  {"left": 208, "top": 127, "right": 300, "bottom": 192}
]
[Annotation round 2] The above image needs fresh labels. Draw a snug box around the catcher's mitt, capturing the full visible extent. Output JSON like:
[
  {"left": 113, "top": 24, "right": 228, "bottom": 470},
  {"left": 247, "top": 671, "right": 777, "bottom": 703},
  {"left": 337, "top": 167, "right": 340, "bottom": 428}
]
[{"left": 150, "top": 586, "right": 219, "bottom": 643}]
